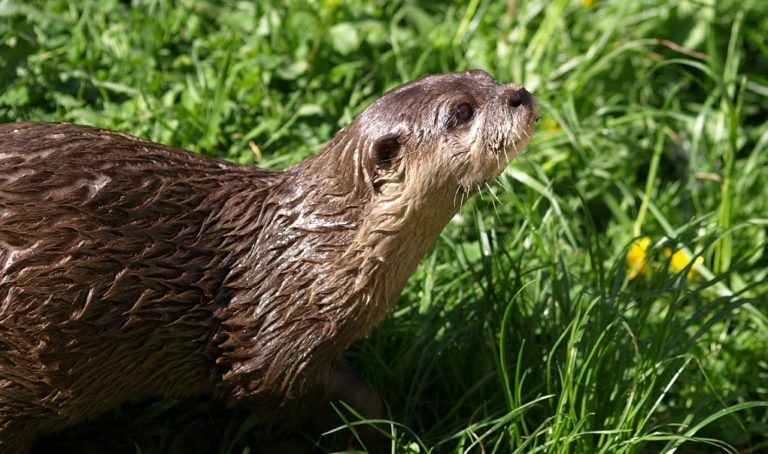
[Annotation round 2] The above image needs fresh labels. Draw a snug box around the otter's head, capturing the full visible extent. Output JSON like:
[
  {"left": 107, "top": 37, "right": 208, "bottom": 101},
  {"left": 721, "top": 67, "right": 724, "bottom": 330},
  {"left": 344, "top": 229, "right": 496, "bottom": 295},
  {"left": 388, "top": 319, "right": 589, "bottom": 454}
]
[
  {"left": 357, "top": 69, "right": 538, "bottom": 202},
  {"left": 310, "top": 70, "right": 539, "bottom": 319},
  {"left": 286, "top": 70, "right": 539, "bottom": 336}
]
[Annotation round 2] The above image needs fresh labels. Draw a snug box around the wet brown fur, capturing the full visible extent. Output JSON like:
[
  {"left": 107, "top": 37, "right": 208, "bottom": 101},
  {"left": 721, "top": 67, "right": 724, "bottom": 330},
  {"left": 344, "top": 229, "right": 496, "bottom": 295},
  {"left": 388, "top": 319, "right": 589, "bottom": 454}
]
[{"left": 0, "top": 70, "right": 537, "bottom": 452}]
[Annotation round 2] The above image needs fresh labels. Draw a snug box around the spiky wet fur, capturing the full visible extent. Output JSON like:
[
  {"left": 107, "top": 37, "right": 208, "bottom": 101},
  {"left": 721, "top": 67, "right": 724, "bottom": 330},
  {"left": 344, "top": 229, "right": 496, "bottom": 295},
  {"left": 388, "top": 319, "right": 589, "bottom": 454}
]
[{"left": 0, "top": 70, "right": 536, "bottom": 452}]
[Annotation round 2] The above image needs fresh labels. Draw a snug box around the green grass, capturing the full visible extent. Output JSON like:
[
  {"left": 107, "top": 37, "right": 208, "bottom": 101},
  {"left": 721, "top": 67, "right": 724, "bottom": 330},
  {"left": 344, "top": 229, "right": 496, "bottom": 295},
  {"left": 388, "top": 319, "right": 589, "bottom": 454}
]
[{"left": 3, "top": 0, "right": 768, "bottom": 452}]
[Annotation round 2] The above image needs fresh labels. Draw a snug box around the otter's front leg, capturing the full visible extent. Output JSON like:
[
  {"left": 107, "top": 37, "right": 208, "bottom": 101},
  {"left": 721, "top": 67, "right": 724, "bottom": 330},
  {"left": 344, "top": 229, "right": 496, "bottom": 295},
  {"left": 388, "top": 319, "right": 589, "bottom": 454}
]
[
  {"left": 317, "top": 362, "right": 389, "bottom": 449},
  {"left": 324, "top": 362, "right": 386, "bottom": 421}
]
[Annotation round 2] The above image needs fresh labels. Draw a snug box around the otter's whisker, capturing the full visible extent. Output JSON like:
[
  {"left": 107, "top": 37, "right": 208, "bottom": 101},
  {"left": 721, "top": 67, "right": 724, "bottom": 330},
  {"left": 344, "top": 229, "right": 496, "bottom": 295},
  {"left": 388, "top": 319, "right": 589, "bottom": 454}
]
[
  {"left": 453, "top": 185, "right": 463, "bottom": 208},
  {"left": 485, "top": 182, "right": 503, "bottom": 219}
]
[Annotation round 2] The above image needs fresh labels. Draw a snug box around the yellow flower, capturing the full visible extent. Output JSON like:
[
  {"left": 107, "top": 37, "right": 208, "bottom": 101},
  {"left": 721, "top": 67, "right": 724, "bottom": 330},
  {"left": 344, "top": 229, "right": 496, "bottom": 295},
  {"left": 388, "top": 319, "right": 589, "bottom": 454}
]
[
  {"left": 583, "top": 0, "right": 597, "bottom": 6},
  {"left": 664, "top": 248, "right": 703, "bottom": 278},
  {"left": 627, "top": 237, "right": 651, "bottom": 280}
]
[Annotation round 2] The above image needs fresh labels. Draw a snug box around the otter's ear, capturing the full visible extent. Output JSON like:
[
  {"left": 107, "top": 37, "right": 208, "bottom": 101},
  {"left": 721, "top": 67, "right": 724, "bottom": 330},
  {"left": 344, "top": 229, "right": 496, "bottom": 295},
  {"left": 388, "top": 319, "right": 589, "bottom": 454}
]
[
  {"left": 369, "top": 132, "right": 403, "bottom": 191},
  {"left": 371, "top": 133, "right": 402, "bottom": 171},
  {"left": 366, "top": 131, "right": 403, "bottom": 191}
]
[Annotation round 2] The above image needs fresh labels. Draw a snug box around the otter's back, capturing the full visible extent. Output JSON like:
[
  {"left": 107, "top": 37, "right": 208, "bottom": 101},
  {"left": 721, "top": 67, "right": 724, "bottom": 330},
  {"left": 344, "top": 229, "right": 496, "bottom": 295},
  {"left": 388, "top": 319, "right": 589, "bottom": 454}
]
[{"left": 0, "top": 122, "right": 274, "bottom": 433}]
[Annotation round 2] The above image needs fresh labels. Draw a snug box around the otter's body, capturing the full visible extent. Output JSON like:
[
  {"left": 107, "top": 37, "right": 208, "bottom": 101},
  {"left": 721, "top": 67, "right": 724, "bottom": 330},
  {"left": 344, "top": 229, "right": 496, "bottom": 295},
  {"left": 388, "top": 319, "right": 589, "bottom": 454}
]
[{"left": 0, "top": 70, "right": 537, "bottom": 452}]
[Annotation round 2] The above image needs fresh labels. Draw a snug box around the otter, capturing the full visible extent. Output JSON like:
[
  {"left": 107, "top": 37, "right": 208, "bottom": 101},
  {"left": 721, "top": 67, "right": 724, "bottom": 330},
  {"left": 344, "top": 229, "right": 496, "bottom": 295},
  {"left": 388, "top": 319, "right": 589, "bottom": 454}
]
[{"left": 0, "top": 69, "right": 537, "bottom": 452}]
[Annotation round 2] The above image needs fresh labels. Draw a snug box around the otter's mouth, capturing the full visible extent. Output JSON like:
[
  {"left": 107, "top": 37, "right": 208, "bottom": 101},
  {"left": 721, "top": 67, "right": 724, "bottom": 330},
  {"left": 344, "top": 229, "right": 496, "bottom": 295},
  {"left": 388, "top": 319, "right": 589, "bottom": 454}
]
[
  {"left": 509, "top": 93, "right": 539, "bottom": 152},
  {"left": 461, "top": 93, "right": 538, "bottom": 192},
  {"left": 504, "top": 109, "right": 538, "bottom": 158},
  {"left": 497, "top": 97, "right": 538, "bottom": 160}
]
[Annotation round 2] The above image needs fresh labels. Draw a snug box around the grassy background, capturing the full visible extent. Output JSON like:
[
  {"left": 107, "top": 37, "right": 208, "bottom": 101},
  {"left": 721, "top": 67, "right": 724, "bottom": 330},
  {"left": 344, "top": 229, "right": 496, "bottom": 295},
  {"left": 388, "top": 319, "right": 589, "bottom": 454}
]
[{"left": 3, "top": 0, "right": 768, "bottom": 452}]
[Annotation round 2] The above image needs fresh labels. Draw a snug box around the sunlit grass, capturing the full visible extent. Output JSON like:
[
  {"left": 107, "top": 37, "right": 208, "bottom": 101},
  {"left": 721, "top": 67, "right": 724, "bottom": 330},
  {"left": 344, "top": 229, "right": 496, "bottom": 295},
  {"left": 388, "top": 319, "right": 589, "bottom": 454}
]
[{"left": 2, "top": 0, "right": 767, "bottom": 452}]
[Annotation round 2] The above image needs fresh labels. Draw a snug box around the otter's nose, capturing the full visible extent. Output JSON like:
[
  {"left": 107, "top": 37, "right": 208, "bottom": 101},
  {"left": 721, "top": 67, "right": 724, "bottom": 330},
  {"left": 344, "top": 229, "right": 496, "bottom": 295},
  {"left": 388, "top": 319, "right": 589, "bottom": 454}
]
[{"left": 507, "top": 87, "right": 532, "bottom": 109}]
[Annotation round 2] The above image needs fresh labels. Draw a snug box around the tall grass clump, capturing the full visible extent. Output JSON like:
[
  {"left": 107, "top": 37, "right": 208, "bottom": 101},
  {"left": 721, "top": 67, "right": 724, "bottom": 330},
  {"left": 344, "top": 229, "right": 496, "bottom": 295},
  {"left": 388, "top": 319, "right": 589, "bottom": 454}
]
[{"left": 1, "top": 0, "right": 766, "bottom": 452}]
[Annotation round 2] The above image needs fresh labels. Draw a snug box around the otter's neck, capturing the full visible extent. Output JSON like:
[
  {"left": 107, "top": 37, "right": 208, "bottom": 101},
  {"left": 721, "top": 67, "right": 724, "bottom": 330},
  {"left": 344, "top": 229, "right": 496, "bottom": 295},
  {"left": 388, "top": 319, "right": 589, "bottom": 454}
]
[
  {"left": 326, "top": 183, "right": 463, "bottom": 340},
  {"left": 293, "top": 130, "right": 466, "bottom": 341},
  {"left": 213, "top": 133, "right": 462, "bottom": 406}
]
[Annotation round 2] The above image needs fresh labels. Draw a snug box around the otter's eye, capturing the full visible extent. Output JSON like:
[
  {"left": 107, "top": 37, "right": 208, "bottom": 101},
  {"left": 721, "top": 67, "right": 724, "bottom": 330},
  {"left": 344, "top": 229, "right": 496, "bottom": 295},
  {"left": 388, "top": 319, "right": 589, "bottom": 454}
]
[{"left": 455, "top": 103, "right": 474, "bottom": 124}]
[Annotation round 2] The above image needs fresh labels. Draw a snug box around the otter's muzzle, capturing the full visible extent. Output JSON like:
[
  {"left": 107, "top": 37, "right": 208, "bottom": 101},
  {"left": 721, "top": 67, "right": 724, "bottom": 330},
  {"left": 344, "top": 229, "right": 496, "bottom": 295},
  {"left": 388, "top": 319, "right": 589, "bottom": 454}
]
[
  {"left": 508, "top": 88, "right": 532, "bottom": 108},
  {"left": 504, "top": 85, "right": 538, "bottom": 121}
]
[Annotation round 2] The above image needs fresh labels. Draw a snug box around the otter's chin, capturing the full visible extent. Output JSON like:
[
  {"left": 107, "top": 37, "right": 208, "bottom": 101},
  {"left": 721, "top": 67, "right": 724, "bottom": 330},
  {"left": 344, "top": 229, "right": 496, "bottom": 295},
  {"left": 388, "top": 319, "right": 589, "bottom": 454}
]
[
  {"left": 458, "top": 135, "right": 533, "bottom": 192},
  {"left": 457, "top": 157, "right": 507, "bottom": 192},
  {"left": 505, "top": 135, "right": 533, "bottom": 159}
]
